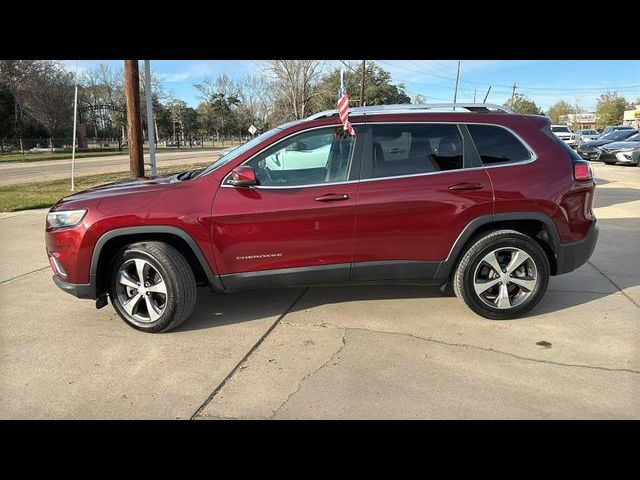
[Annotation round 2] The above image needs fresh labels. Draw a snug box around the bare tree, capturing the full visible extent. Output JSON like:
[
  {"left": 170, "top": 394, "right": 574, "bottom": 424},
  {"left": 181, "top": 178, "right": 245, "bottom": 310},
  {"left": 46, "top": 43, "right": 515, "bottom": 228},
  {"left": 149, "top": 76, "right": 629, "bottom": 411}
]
[
  {"left": 21, "top": 63, "right": 75, "bottom": 138},
  {"left": 263, "top": 60, "right": 324, "bottom": 120},
  {"left": 236, "top": 74, "right": 274, "bottom": 131},
  {"left": 0, "top": 60, "right": 55, "bottom": 137}
]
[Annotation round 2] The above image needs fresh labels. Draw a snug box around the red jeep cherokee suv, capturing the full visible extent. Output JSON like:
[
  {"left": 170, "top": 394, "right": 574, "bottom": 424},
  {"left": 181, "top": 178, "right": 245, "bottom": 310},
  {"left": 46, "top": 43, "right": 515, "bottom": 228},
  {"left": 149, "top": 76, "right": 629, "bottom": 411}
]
[{"left": 45, "top": 104, "right": 598, "bottom": 333}]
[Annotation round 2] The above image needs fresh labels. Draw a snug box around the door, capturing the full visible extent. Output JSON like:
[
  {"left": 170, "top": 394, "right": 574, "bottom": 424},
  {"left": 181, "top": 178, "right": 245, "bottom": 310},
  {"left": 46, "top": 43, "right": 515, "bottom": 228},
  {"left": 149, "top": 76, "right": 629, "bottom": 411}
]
[
  {"left": 352, "top": 122, "right": 493, "bottom": 283},
  {"left": 212, "top": 125, "right": 363, "bottom": 289}
]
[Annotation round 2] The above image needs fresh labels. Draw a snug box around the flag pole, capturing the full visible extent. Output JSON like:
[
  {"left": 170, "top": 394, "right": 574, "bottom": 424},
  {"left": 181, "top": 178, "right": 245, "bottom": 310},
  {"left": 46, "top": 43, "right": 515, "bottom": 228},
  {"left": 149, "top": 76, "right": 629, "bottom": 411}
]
[
  {"left": 144, "top": 60, "right": 157, "bottom": 176},
  {"left": 71, "top": 61, "right": 79, "bottom": 192},
  {"left": 340, "top": 69, "right": 346, "bottom": 131}
]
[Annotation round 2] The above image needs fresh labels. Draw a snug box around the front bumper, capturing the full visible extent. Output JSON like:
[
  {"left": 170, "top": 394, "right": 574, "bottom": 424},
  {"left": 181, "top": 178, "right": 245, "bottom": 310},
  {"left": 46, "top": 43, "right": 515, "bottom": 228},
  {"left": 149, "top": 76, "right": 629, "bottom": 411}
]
[
  {"left": 578, "top": 149, "right": 600, "bottom": 161},
  {"left": 600, "top": 151, "right": 640, "bottom": 165},
  {"left": 52, "top": 275, "right": 95, "bottom": 299},
  {"left": 555, "top": 221, "right": 599, "bottom": 275}
]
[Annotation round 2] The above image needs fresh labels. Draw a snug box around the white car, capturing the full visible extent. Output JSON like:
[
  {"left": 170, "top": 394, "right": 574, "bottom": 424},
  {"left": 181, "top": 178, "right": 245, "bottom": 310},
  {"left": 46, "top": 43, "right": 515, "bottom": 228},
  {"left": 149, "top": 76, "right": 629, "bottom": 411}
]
[
  {"left": 550, "top": 124, "right": 576, "bottom": 147},
  {"left": 575, "top": 129, "right": 600, "bottom": 146}
]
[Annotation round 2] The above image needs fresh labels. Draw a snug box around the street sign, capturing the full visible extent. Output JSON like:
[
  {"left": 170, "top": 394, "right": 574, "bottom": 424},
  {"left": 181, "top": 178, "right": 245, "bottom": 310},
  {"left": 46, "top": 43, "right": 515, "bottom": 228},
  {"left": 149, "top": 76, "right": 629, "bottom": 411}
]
[{"left": 248, "top": 125, "right": 257, "bottom": 135}]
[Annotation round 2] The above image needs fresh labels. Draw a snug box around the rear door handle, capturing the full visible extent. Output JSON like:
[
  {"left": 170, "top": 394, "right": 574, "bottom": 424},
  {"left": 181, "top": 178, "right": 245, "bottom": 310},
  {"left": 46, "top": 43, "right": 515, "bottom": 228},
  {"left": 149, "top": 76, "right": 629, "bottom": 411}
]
[
  {"left": 448, "top": 182, "right": 484, "bottom": 191},
  {"left": 315, "top": 193, "right": 350, "bottom": 202}
]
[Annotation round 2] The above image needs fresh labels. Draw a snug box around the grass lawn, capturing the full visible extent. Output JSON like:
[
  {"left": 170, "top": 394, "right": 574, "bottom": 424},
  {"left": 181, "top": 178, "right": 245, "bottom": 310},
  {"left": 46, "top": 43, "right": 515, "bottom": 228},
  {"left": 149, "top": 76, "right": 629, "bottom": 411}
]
[
  {"left": 0, "top": 162, "right": 209, "bottom": 212},
  {"left": 0, "top": 149, "right": 127, "bottom": 163}
]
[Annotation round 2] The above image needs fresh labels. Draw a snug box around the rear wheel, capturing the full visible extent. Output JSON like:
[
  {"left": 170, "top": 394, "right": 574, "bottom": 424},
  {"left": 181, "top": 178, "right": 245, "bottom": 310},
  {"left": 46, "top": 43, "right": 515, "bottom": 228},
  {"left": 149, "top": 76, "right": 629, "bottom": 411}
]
[
  {"left": 109, "top": 242, "right": 197, "bottom": 333},
  {"left": 453, "top": 230, "right": 549, "bottom": 320}
]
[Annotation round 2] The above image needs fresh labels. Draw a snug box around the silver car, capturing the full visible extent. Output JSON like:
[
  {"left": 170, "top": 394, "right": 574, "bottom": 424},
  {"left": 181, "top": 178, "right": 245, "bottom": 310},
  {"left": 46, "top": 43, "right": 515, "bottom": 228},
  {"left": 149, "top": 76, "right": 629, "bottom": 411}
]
[{"left": 597, "top": 133, "right": 640, "bottom": 165}]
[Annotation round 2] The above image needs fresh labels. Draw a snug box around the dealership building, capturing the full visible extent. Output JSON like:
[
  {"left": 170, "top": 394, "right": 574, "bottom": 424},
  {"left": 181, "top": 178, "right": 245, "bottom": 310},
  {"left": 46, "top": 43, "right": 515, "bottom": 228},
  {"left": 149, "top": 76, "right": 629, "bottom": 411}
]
[
  {"left": 622, "top": 105, "right": 640, "bottom": 129},
  {"left": 559, "top": 113, "right": 597, "bottom": 130}
]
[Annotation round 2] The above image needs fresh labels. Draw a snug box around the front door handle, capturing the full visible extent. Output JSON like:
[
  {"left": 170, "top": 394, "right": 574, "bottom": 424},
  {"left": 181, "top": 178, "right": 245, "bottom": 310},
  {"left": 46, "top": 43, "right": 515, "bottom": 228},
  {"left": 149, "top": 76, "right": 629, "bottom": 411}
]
[
  {"left": 315, "top": 193, "right": 350, "bottom": 202},
  {"left": 448, "top": 182, "right": 484, "bottom": 191}
]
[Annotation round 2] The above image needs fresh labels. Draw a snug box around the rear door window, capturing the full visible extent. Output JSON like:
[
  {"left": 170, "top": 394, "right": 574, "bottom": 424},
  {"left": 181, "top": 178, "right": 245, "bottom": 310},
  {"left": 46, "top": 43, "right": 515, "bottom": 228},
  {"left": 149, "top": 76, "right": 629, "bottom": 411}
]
[
  {"left": 368, "top": 124, "right": 465, "bottom": 178},
  {"left": 467, "top": 124, "right": 532, "bottom": 165}
]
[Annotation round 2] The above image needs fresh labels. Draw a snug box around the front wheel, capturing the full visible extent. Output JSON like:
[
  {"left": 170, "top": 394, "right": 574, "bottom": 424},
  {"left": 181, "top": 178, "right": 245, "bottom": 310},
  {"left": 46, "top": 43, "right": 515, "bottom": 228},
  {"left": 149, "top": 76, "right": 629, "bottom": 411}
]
[
  {"left": 453, "top": 230, "right": 550, "bottom": 320},
  {"left": 109, "top": 241, "right": 197, "bottom": 333}
]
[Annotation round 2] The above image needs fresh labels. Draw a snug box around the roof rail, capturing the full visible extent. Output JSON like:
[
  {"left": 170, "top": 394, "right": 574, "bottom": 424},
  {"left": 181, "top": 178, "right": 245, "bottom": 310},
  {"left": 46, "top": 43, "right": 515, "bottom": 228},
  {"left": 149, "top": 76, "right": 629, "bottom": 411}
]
[{"left": 305, "top": 103, "right": 513, "bottom": 121}]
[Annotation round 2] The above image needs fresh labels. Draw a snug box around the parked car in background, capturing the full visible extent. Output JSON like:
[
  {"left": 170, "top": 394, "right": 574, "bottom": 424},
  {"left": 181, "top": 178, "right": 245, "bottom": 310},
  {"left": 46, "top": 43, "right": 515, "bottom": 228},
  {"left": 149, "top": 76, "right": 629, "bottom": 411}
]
[
  {"left": 596, "top": 132, "right": 640, "bottom": 165},
  {"left": 600, "top": 125, "right": 636, "bottom": 136},
  {"left": 575, "top": 129, "right": 600, "bottom": 146},
  {"left": 45, "top": 103, "right": 598, "bottom": 332},
  {"left": 550, "top": 124, "right": 576, "bottom": 147},
  {"left": 577, "top": 129, "right": 638, "bottom": 161}
]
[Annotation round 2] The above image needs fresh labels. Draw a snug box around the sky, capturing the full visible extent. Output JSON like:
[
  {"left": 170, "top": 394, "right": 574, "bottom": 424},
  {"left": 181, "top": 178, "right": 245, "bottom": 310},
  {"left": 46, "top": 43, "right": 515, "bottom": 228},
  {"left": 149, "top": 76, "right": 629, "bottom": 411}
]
[{"left": 61, "top": 60, "right": 640, "bottom": 112}]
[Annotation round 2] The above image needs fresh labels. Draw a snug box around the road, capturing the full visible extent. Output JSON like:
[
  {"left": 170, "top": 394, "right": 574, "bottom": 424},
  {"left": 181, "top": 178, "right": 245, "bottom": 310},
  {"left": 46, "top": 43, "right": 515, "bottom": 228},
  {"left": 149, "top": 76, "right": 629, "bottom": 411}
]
[
  {"left": 0, "top": 149, "right": 221, "bottom": 186},
  {"left": 0, "top": 163, "right": 638, "bottom": 419}
]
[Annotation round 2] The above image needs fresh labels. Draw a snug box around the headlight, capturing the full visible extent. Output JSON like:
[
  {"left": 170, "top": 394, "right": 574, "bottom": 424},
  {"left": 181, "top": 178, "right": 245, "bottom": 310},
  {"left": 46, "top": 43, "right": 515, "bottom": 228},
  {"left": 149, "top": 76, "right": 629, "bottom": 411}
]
[
  {"left": 46, "top": 209, "right": 87, "bottom": 229},
  {"left": 570, "top": 135, "right": 575, "bottom": 140}
]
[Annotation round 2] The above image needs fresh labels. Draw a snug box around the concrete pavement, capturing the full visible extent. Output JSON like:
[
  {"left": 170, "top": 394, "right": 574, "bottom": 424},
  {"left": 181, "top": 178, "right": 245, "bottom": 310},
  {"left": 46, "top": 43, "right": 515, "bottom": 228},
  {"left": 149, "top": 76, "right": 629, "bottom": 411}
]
[
  {"left": 0, "top": 163, "right": 638, "bottom": 419},
  {"left": 0, "top": 149, "right": 221, "bottom": 186}
]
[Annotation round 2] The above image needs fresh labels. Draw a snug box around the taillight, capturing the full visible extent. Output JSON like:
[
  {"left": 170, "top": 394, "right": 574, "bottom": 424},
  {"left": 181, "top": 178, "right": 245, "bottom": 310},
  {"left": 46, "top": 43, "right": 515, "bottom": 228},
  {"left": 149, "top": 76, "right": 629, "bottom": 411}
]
[{"left": 574, "top": 161, "right": 593, "bottom": 181}]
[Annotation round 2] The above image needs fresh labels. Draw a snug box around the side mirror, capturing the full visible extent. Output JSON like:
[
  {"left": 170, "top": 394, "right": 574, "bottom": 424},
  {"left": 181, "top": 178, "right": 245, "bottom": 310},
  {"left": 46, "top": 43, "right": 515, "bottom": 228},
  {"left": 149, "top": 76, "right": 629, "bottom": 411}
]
[{"left": 228, "top": 165, "right": 257, "bottom": 187}]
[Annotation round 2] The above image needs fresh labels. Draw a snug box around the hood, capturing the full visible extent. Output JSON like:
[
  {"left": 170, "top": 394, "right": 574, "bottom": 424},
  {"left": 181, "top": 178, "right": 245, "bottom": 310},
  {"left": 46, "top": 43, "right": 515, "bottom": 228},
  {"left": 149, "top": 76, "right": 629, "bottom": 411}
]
[
  {"left": 52, "top": 174, "right": 179, "bottom": 210},
  {"left": 600, "top": 141, "right": 640, "bottom": 152},
  {"left": 581, "top": 138, "right": 619, "bottom": 148}
]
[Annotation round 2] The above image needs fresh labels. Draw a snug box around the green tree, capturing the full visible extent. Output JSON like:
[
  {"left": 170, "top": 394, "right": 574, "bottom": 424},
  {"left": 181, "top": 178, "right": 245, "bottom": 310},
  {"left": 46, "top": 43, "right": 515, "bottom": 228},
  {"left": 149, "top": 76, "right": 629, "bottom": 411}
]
[
  {"left": 0, "top": 85, "right": 14, "bottom": 138},
  {"left": 595, "top": 92, "right": 628, "bottom": 128},
  {"left": 504, "top": 93, "right": 543, "bottom": 115},
  {"left": 313, "top": 62, "right": 411, "bottom": 111},
  {"left": 194, "top": 74, "right": 241, "bottom": 136},
  {"left": 547, "top": 100, "right": 573, "bottom": 124}
]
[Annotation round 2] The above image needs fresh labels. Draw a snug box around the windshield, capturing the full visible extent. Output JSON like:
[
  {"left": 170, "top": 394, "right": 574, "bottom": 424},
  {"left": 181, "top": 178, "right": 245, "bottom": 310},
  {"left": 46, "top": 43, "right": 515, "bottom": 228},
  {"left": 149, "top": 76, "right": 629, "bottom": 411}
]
[
  {"left": 602, "top": 130, "right": 636, "bottom": 141},
  {"left": 627, "top": 133, "right": 640, "bottom": 141},
  {"left": 582, "top": 130, "right": 597, "bottom": 135},
  {"left": 551, "top": 126, "right": 571, "bottom": 133},
  {"left": 195, "top": 128, "right": 282, "bottom": 178}
]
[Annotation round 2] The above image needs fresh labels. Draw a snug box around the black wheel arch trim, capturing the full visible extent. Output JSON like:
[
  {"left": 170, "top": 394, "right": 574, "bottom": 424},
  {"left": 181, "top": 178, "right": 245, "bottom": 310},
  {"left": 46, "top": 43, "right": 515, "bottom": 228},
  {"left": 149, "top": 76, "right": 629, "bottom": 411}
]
[
  {"left": 89, "top": 226, "right": 225, "bottom": 296},
  {"left": 435, "top": 212, "right": 564, "bottom": 281}
]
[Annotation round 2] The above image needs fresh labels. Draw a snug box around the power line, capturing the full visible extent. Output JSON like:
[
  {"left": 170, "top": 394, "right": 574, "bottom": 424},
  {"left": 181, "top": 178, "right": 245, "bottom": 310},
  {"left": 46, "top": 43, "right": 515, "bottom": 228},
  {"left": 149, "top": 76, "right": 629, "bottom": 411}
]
[
  {"left": 338, "top": 60, "right": 358, "bottom": 74},
  {"left": 377, "top": 60, "right": 640, "bottom": 92}
]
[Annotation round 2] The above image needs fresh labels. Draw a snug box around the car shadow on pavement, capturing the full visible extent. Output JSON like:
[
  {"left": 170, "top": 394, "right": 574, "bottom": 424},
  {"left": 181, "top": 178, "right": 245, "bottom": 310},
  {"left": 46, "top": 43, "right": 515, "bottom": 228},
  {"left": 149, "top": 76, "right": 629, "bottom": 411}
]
[
  {"left": 593, "top": 188, "right": 640, "bottom": 209},
  {"left": 177, "top": 217, "right": 639, "bottom": 332}
]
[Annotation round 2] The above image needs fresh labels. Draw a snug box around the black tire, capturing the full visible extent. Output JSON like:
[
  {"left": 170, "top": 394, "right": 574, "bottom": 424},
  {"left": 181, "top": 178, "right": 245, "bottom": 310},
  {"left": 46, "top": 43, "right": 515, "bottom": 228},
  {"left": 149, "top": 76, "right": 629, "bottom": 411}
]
[
  {"left": 109, "top": 241, "right": 197, "bottom": 333},
  {"left": 453, "top": 230, "right": 550, "bottom": 320}
]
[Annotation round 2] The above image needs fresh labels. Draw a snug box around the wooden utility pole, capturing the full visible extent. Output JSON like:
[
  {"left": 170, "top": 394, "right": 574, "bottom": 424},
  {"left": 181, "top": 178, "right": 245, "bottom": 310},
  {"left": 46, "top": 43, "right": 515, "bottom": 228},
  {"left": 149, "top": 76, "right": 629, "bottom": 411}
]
[
  {"left": 124, "top": 60, "right": 144, "bottom": 178},
  {"left": 510, "top": 81, "right": 517, "bottom": 108},
  {"left": 453, "top": 60, "right": 461, "bottom": 106},
  {"left": 359, "top": 60, "right": 366, "bottom": 107}
]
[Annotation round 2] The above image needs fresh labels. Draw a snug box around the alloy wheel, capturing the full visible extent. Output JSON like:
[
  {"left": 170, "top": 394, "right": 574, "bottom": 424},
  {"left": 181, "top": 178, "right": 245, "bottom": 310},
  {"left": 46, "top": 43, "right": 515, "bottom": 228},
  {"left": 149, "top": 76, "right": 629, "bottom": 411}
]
[
  {"left": 115, "top": 258, "right": 168, "bottom": 324},
  {"left": 472, "top": 247, "right": 538, "bottom": 310}
]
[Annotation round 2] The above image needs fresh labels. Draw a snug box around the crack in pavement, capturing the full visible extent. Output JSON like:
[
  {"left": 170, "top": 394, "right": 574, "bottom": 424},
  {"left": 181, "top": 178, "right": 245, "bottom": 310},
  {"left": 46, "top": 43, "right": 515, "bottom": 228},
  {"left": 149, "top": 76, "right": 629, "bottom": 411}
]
[
  {"left": 190, "top": 287, "right": 310, "bottom": 420},
  {"left": 269, "top": 328, "right": 348, "bottom": 419},
  {"left": 280, "top": 320, "right": 640, "bottom": 374},
  {"left": 587, "top": 260, "right": 640, "bottom": 309},
  {"left": 0, "top": 266, "right": 49, "bottom": 285}
]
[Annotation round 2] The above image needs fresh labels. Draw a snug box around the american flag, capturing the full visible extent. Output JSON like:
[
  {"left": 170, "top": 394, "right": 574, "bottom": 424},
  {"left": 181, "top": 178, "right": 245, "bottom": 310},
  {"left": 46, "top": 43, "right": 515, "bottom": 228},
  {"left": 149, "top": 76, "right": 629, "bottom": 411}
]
[{"left": 337, "top": 71, "right": 355, "bottom": 136}]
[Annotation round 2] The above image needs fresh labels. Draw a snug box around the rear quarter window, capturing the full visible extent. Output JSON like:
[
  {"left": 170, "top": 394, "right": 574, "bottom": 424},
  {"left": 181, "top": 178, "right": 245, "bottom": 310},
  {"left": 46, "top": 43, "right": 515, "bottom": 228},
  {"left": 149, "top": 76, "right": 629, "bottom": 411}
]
[
  {"left": 467, "top": 124, "right": 532, "bottom": 165},
  {"left": 542, "top": 125, "right": 584, "bottom": 163}
]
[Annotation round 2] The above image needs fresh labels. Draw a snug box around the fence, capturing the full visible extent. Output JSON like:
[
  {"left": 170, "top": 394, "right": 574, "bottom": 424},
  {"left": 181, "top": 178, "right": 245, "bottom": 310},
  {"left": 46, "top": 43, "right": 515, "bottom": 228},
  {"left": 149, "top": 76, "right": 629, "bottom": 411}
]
[{"left": 0, "top": 135, "right": 250, "bottom": 156}]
